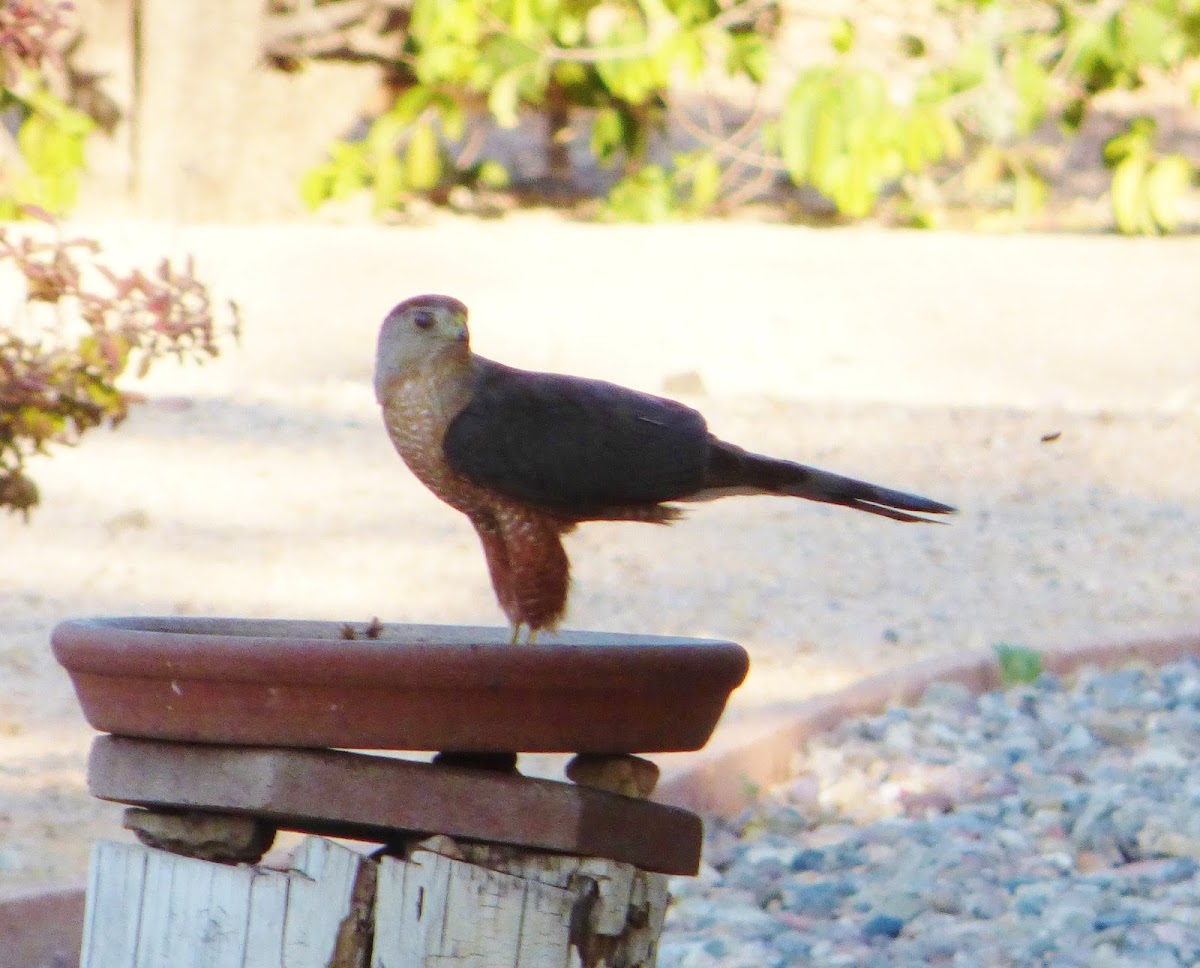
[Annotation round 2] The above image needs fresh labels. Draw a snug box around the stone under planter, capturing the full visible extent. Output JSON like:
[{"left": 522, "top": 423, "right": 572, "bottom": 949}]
[{"left": 51, "top": 616, "right": 750, "bottom": 753}]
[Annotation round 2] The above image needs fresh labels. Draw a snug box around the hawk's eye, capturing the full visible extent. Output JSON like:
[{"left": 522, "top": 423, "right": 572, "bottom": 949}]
[{"left": 413, "top": 310, "right": 435, "bottom": 330}]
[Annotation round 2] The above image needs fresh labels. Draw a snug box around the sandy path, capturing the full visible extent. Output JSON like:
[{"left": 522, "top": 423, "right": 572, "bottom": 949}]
[{"left": 2, "top": 215, "right": 1199, "bottom": 885}]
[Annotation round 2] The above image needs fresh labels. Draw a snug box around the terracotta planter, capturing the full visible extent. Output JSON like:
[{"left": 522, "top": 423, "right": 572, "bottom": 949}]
[{"left": 52, "top": 617, "right": 749, "bottom": 754}]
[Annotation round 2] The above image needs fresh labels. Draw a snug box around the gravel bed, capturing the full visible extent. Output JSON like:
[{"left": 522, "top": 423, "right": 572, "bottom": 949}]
[{"left": 661, "top": 660, "right": 1200, "bottom": 968}]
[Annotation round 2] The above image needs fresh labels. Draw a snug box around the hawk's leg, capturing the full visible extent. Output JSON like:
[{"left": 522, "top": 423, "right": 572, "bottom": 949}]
[
  {"left": 472, "top": 510, "right": 569, "bottom": 642},
  {"left": 473, "top": 515, "right": 520, "bottom": 634},
  {"left": 507, "top": 624, "right": 541, "bottom": 645}
]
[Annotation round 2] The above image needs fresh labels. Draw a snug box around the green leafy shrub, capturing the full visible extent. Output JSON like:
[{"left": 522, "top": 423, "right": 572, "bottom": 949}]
[
  {"left": 773, "top": 65, "right": 963, "bottom": 219},
  {"left": 0, "top": 1, "right": 95, "bottom": 218},
  {"left": 0, "top": 9, "right": 237, "bottom": 518},
  {"left": 299, "top": 0, "right": 779, "bottom": 215},
  {"left": 293, "top": 0, "right": 1200, "bottom": 230},
  {"left": 0, "top": 212, "right": 241, "bottom": 518}
]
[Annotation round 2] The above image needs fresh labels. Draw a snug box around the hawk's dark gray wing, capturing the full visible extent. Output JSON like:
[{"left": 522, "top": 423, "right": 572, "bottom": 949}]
[
  {"left": 445, "top": 357, "right": 957, "bottom": 524},
  {"left": 443, "top": 358, "right": 710, "bottom": 515}
]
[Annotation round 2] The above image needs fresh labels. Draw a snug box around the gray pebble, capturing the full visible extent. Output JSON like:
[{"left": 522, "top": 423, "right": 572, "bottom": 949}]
[
  {"left": 1093, "top": 907, "right": 1143, "bottom": 930},
  {"left": 927, "top": 886, "right": 963, "bottom": 915},
  {"left": 662, "top": 660, "right": 1200, "bottom": 968},
  {"left": 966, "top": 889, "right": 1007, "bottom": 920},
  {"left": 788, "top": 847, "right": 826, "bottom": 872},
  {"left": 780, "top": 879, "right": 855, "bottom": 917},
  {"left": 862, "top": 887, "right": 926, "bottom": 921},
  {"left": 771, "top": 932, "right": 811, "bottom": 960},
  {"left": 863, "top": 913, "right": 905, "bottom": 939},
  {"left": 1013, "top": 883, "right": 1055, "bottom": 916}
]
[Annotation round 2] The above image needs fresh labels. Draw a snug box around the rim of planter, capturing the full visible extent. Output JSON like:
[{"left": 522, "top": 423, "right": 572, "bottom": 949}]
[{"left": 52, "top": 616, "right": 749, "bottom": 754}]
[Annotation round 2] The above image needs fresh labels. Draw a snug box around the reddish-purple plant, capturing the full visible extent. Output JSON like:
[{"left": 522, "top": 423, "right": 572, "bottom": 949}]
[
  {"left": 0, "top": 212, "right": 239, "bottom": 518},
  {"left": 0, "top": 0, "right": 71, "bottom": 82}
]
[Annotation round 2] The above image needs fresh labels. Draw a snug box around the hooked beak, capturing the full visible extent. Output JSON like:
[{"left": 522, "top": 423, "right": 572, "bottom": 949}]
[{"left": 451, "top": 319, "right": 468, "bottom": 343}]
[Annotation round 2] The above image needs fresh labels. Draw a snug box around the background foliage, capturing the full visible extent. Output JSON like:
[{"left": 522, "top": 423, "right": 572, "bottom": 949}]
[
  {"left": 0, "top": 1, "right": 93, "bottom": 218},
  {"left": 292, "top": 0, "right": 1200, "bottom": 232},
  {"left": 0, "top": 3, "right": 238, "bottom": 518},
  {"left": 0, "top": 214, "right": 241, "bottom": 517}
]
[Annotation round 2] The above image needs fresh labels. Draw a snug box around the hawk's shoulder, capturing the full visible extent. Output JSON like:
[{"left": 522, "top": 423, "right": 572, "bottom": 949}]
[{"left": 443, "top": 357, "right": 710, "bottom": 515}]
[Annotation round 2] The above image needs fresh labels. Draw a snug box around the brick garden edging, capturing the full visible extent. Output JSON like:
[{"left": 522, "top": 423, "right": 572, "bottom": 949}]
[
  {"left": 0, "top": 881, "right": 85, "bottom": 968},
  {"left": 656, "top": 630, "right": 1200, "bottom": 817}
]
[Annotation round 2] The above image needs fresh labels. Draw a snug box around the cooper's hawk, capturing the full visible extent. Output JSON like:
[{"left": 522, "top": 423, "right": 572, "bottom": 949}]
[{"left": 375, "top": 294, "right": 954, "bottom": 642}]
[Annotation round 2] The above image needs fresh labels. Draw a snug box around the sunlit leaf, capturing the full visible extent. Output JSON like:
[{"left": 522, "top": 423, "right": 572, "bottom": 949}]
[
  {"left": 433, "top": 94, "right": 467, "bottom": 142},
  {"left": 829, "top": 16, "right": 855, "bottom": 56},
  {"left": 487, "top": 70, "right": 524, "bottom": 128},
  {"left": 1121, "top": 2, "right": 1176, "bottom": 68},
  {"left": 590, "top": 106, "right": 626, "bottom": 164},
  {"left": 1012, "top": 166, "right": 1047, "bottom": 218},
  {"left": 779, "top": 75, "right": 822, "bottom": 178},
  {"left": 373, "top": 152, "right": 407, "bottom": 212},
  {"left": 477, "top": 159, "right": 510, "bottom": 188},
  {"left": 726, "top": 33, "right": 769, "bottom": 82},
  {"left": 405, "top": 122, "right": 443, "bottom": 190},
  {"left": 298, "top": 167, "right": 333, "bottom": 211},
  {"left": 392, "top": 86, "right": 436, "bottom": 123},
  {"left": 1146, "top": 154, "right": 1194, "bottom": 232},
  {"left": 672, "top": 29, "right": 707, "bottom": 78},
  {"left": 1012, "top": 45, "right": 1051, "bottom": 135},
  {"left": 510, "top": 0, "right": 536, "bottom": 39},
  {"left": 1104, "top": 116, "right": 1156, "bottom": 166},
  {"left": 1110, "top": 154, "right": 1151, "bottom": 234},
  {"left": 555, "top": 12, "right": 585, "bottom": 46},
  {"left": 606, "top": 165, "right": 676, "bottom": 221},
  {"left": 689, "top": 152, "right": 721, "bottom": 210}
]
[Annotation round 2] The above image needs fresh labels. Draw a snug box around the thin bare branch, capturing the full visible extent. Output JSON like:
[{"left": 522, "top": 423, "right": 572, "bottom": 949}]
[{"left": 675, "top": 105, "right": 788, "bottom": 172}]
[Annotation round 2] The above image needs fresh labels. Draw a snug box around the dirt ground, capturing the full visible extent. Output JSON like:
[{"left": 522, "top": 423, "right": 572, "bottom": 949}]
[{"left": 2, "top": 215, "right": 1199, "bottom": 888}]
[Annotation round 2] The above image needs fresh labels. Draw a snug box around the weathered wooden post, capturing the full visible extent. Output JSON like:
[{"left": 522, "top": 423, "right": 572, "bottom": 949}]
[{"left": 53, "top": 617, "right": 748, "bottom": 967}]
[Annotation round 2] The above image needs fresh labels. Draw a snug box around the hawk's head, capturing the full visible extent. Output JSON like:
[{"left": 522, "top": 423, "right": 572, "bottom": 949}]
[{"left": 375, "top": 294, "right": 470, "bottom": 400}]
